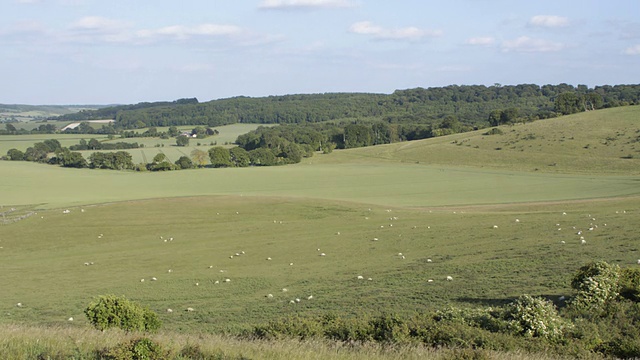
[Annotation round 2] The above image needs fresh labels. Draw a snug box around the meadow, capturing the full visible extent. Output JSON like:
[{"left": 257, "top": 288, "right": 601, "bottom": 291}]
[{"left": 0, "top": 106, "right": 639, "bottom": 358}]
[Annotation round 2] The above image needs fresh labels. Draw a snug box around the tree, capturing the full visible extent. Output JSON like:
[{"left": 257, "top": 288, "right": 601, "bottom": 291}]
[
  {"left": 88, "top": 138, "right": 101, "bottom": 150},
  {"left": 249, "top": 147, "right": 277, "bottom": 166},
  {"left": 5, "top": 123, "right": 16, "bottom": 132},
  {"left": 555, "top": 92, "right": 582, "bottom": 115},
  {"left": 208, "top": 146, "right": 232, "bottom": 167},
  {"left": 175, "top": 156, "right": 193, "bottom": 169},
  {"left": 190, "top": 149, "right": 208, "bottom": 167},
  {"left": 488, "top": 110, "right": 503, "bottom": 126},
  {"left": 57, "top": 148, "right": 88, "bottom": 168},
  {"left": 168, "top": 126, "right": 179, "bottom": 137},
  {"left": 343, "top": 123, "right": 372, "bottom": 148},
  {"left": 176, "top": 135, "right": 190, "bottom": 147},
  {"left": 152, "top": 153, "right": 167, "bottom": 163},
  {"left": 500, "top": 107, "right": 520, "bottom": 124},
  {"left": 6, "top": 148, "right": 24, "bottom": 161},
  {"left": 229, "top": 147, "right": 250, "bottom": 167}
]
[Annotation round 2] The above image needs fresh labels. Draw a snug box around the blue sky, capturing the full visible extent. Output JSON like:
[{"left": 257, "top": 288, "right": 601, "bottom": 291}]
[{"left": 2, "top": 0, "right": 639, "bottom": 104}]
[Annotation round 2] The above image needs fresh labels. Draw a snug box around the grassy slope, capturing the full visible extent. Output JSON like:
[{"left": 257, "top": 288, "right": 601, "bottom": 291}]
[{"left": 315, "top": 105, "right": 640, "bottom": 175}]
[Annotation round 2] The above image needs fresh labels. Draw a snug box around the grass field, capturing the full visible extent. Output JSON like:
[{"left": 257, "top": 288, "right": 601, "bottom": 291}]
[{"left": 0, "top": 107, "right": 639, "bottom": 358}]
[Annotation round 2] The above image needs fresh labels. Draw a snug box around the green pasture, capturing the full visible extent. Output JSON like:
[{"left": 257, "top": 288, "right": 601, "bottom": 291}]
[
  {"left": 1, "top": 195, "right": 638, "bottom": 333},
  {"left": 1, "top": 160, "right": 639, "bottom": 210}
]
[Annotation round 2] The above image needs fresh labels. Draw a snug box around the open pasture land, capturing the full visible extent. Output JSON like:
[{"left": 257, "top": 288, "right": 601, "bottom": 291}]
[
  {"left": 1, "top": 195, "right": 638, "bottom": 333},
  {"left": 318, "top": 105, "right": 640, "bottom": 175},
  {"left": 0, "top": 133, "right": 111, "bottom": 155}
]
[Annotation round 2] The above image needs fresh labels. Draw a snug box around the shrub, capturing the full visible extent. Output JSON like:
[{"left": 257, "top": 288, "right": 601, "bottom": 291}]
[
  {"left": 100, "top": 337, "right": 166, "bottom": 360},
  {"left": 483, "top": 128, "right": 503, "bottom": 136},
  {"left": 619, "top": 268, "right": 640, "bottom": 302},
  {"left": 570, "top": 261, "right": 620, "bottom": 311},
  {"left": 84, "top": 295, "right": 161, "bottom": 332},
  {"left": 504, "top": 295, "right": 567, "bottom": 340}
]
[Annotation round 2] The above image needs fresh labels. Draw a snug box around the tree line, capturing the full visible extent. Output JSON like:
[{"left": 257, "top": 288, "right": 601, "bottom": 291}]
[{"left": 49, "top": 84, "right": 640, "bottom": 132}]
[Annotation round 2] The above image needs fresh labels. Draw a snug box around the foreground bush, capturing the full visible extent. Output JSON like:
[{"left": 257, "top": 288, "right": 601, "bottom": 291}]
[
  {"left": 85, "top": 294, "right": 161, "bottom": 332},
  {"left": 99, "top": 337, "right": 166, "bottom": 360},
  {"left": 504, "top": 295, "right": 568, "bottom": 340},
  {"left": 570, "top": 261, "right": 620, "bottom": 312}
]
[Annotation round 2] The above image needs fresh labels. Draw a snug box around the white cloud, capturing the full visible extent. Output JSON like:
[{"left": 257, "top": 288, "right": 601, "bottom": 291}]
[
  {"left": 502, "top": 36, "right": 564, "bottom": 53},
  {"left": 349, "top": 21, "right": 442, "bottom": 41},
  {"left": 259, "top": 0, "right": 357, "bottom": 10},
  {"left": 624, "top": 44, "right": 640, "bottom": 55},
  {"left": 138, "top": 24, "right": 243, "bottom": 41},
  {"left": 529, "top": 15, "right": 570, "bottom": 28},
  {"left": 465, "top": 37, "right": 495, "bottom": 46}
]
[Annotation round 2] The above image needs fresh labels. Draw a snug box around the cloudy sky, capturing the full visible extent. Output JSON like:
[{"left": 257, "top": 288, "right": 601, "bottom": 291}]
[{"left": 2, "top": 0, "right": 639, "bottom": 104}]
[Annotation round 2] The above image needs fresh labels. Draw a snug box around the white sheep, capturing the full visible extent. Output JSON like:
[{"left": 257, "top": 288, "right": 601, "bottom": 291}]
[
  {"left": 581, "top": 239, "right": 587, "bottom": 245},
  {"left": 289, "top": 263, "right": 294, "bottom": 266},
  {"left": 224, "top": 278, "right": 231, "bottom": 282},
  {"left": 427, "top": 259, "right": 433, "bottom": 263},
  {"left": 367, "top": 277, "right": 373, "bottom": 281},
  {"left": 295, "top": 298, "right": 301, "bottom": 303},
  {"left": 140, "top": 279, "right": 145, "bottom": 282},
  {"left": 320, "top": 253, "right": 326, "bottom": 256},
  {"left": 186, "top": 307, "right": 194, "bottom": 312},
  {"left": 166, "top": 309, "right": 173, "bottom": 313},
  {"left": 267, "top": 294, "right": 274, "bottom": 298},
  {"left": 427, "top": 279, "right": 434, "bottom": 283},
  {"left": 168, "top": 269, "right": 173, "bottom": 273},
  {"left": 307, "top": 295, "right": 313, "bottom": 300},
  {"left": 446, "top": 276, "right": 453, "bottom": 281},
  {"left": 290, "top": 300, "right": 296, "bottom": 304},
  {"left": 151, "top": 277, "right": 157, "bottom": 281},
  {"left": 266, "top": 257, "right": 272, "bottom": 261},
  {"left": 636, "top": 259, "right": 640, "bottom": 265},
  {"left": 282, "top": 288, "right": 288, "bottom": 292},
  {"left": 492, "top": 225, "right": 498, "bottom": 229},
  {"left": 68, "top": 317, "right": 73, "bottom": 321},
  {"left": 16, "top": 303, "right": 23, "bottom": 307},
  {"left": 357, "top": 275, "right": 364, "bottom": 280}
]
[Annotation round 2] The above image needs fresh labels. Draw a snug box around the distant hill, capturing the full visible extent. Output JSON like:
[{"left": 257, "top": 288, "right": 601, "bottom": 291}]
[
  {"left": 318, "top": 105, "right": 640, "bottom": 175},
  {"left": 48, "top": 84, "right": 640, "bottom": 130},
  {"left": 0, "top": 104, "right": 106, "bottom": 122}
]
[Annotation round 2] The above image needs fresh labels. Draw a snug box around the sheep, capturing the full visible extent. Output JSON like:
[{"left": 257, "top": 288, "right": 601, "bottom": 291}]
[
  {"left": 401, "top": 256, "right": 405, "bottom": 259},
  {"left": 446, "top": 276, "right": 453, "bottom": 281},
  {"left": 151, "top": 277, "right": 157, "bottom": 281},
  {"left": 427, "top": 259, "right": 433, "bottom": 263},
  {"left": 229, "top": 255, "right": 234, "bottom": 259},
  {"left": 266, "top": 257, "right": 272, "bottom": 261},
  {"left": 168, "top": 269, "right": 173, "bottom": 273},
  {"left": 307, "top": 295, "right": 313, "bottom": 300},
  {"left": 282, "top": 288, "right": 288, "bottom": 292},
  {"left": 289, "top": 263, "right": 294, "bottom": 266},
  {"left": 320, "top": 253, "right": 326, "bottom": 256},
  {"left": 398, "top": 252, "right": 403, "bottom": 256},
  {"left": 235, "top": 253, "right": 240, "bottom": 256},
  {"left": 373, "top": 238, "right": 379, "bottom": 241},
  {"left": 16, "top": 303, "right": 23, "bottom": 307},
  {"left": 367, "top": 277, "right": 373, "bottom": 281},
  {"left": 561, "top": 241, "right": 566, "bottom": 244},
  {"left": 290, "top": 300, "right": 296, "bottom": 304},
  {"left": 559, "top": 296, "right": 565, "bottom": 301},
  {"left": 195, "top": 282, "right": 199, "bottom": 286},
  {"left": 637, "top": 259, "right": 640, "bottom": 265},
  {"left": 140, "top": 279, "right": 145, "bottom": 282},
  {"left": 215, "top": 280, "right": 219, "bottom": 284},
  {"left": 224, "top": 278, "right": 231, "bottom": 282},
  {"left": 267, "top": 294, "right": 274, "bottom": 298},
  {"left": 427, "top": 279, "right": 434, "bottom": 283},
  {"left": 515, "top": 219, "right": 520, "bottom": 223},
  {"left": 68, "top": 317, "right": 74, "bottom": 321},
  {"left": 84, "top": 262, "right": 90, "bottom": 266},
  {"left": 295, "top": 298, "right": 301, "bottom": 303},
  {"left": 166, "top": 309, "right": 173, "bottom": 313},
  {"left": 581, "top": 239, "right": 587, "bottom": 245},
  {"left": 186, "top": 307, "right": 194, "bottom": 312},
  {"left": 336, "top": 232, "right": 340, "bottom": 235},
  {"left": 492, "top": 225, "right": 498, "bottom": 229},
  {"left": 357, "top": 275, "right": 364, "bottom": 280}
]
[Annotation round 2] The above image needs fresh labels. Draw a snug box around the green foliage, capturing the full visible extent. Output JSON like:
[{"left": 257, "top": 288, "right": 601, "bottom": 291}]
[
  {"left": 483, "top": 128, "right": 503, "bottom": 135},
  {"left": 176, "top": 135, "right": 190, "bottom": 147},
  {"left": 503, "top": 295, "right": 567, "bottom": 340},
  {"left": 208, "top": 146, "right": 232, "bottom": 168},
  {"left": 570, "top": 261, "right": 621, "bottom": 311},
  {"left": 229, "top": 147, "right": 250, "bottom": 167},
  {"left": 100, "top": 337, "right": 166, "bottom": 360},
  {"left": 175, "top": 156, "right": 194, "bottom": 170},
  {"left": 619, "top": 268, "right": 640, "bottom": 302},
  {"left": 84, "top": 295, "right": 161, "bottom": 332},
  {"left": 6, "top": 148, "right": 25, "bottom": 161}
]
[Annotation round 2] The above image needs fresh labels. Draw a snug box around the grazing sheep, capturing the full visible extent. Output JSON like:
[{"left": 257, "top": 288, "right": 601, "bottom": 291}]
[
  {"left": 367, "top": 278, "right": 373, "bottom": 281},
  {"left": 373, "top": 238, "right": 378, "bottom": 241},
  {"left": 140, "top": 279, "right": 145, "bottom": 282},
  {"left": 224, "top": 278, "right": 231, "bottom": 282},
  {"left": 289, "top": 263, "right": 294, "bottom": 266},
  {"left": 84, "top": 262, "right": 90, "bottom": 266},
  {"left": 16, "top": 303, "right": 22, "bottom": 307},
  {"left": 427, "top": 259, "right": 433, "bottom": 263},
  {"left": 427, "top": 279, "right": 434, "bottom": 283},
  {"left": 282, "top": 288, "right": 288, "bottom": 292},
  {"left": 215, "top": 280, "right": 219, "bottom": 284},
  {"left": 320, "top": 253, "right": 326, "bottom": 256},
  {"left": 166, "top": 309, "right": 173, "bottom": 313},
  {"left": 229, "top": 256, "right": 234, "bottom": 259},
  {"left": 168, "top": 269, "right": 173, "bottom": 273},
  {"left": 398, "top": 252, "right": 403, "bottom": 256},
  {"left": 186, "top": 307, "right": 194, "bottom": 312},
  {"left": 195, "top": 282, "right": 199, "bottom": 286},
  {"left": 446, "top": 276, "right": 453, "bottom": 281},
  {"left": 295, "top": 298, "right": 301, "bottom": 303},
  {"left": 290, "top": 300, "right": 296, "bottom": 304},
  {"left": 151, "top": 277, "right": 157, "bottom": 281},
  {"left": 68, "top": 317, "right": 73, "bottom": 321},
  {"left": 515, "top": 219, "right": 520, "bottom": 223},
  {"left": 561, "top": 241, "right": 566, "bottom": 244},
  {"left": 267, "top": 294, "right": 274, "bottom": 298},
  {"left": 581, "top": 239, "right": 587, "bottom": 245},
  {"left": 307, "top": 295, "right": 313, "bottom": 300},
  {"left": 636, "top": 259, "right": 640, "bottom": 265},
  {"left": 357, "top": 275, "right": 364, "bottom": 280},
  {"left": 266, "top": 257, "right": 272, "bottom": 261},
  {"left": 492, "top": 225, "right": 498, "bottom": 229}
]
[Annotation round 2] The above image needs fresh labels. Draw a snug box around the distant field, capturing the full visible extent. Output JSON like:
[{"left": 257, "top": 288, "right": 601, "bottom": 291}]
[{"left": 0, "top": 123, "right": 270, "bottom": 164}]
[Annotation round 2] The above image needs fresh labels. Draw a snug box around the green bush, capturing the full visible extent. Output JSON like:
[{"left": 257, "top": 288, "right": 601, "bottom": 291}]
[
  {"left": 99, "top": 337, "right": 166, "bottom": 360},
  {"left": 504, "top": 295, "right": 567, "bottom": 340},
  {"left": 570, "top": 261, "right": 620, "bottom": 311},
  {"left": 84, "top": 294, "right": 161, "bottom": 332},
  {"left": 619, "top": 268, "right": 640, "bottom": 302}
]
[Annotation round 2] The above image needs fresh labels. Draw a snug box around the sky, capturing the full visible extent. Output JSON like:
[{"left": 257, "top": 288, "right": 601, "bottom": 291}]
[{"left": 1, "top": 0, "right": 639, "bottom": 105}]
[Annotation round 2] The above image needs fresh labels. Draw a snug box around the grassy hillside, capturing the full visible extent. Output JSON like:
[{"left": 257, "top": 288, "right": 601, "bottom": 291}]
[{"left": 316, "top": 106, "right": 640, "bottom": 175}]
